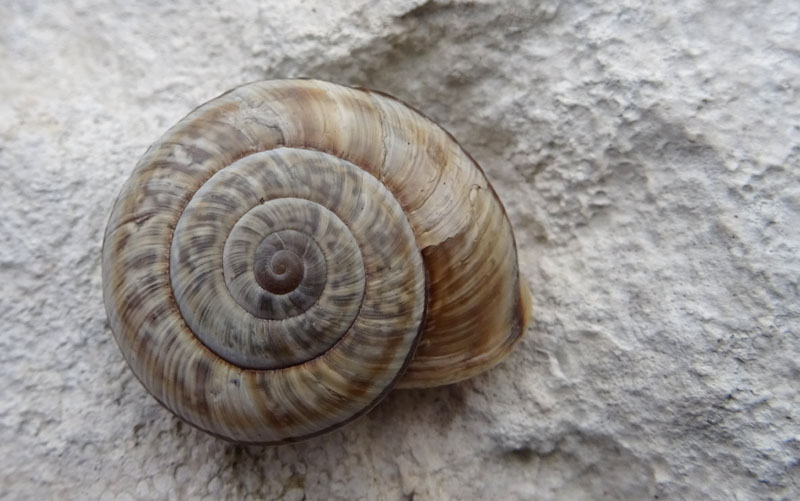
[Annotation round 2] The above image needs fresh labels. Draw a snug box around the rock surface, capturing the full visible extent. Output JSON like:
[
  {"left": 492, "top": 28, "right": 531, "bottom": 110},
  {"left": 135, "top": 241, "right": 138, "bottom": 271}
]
[{"left": 1, "top": 0, "right": 798, "bottom": 499}]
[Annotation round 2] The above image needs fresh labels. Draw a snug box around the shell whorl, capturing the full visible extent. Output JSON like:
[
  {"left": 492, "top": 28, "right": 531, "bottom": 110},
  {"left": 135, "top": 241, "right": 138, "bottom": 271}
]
[{"left": 102, "top": 80, "right": 530, "bottom": 444}]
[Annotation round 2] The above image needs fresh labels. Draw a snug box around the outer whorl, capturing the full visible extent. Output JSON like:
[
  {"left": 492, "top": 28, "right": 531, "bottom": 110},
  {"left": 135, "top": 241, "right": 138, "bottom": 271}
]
[{"left": 102, "top": 80, "right": 531, "bottom": 444}]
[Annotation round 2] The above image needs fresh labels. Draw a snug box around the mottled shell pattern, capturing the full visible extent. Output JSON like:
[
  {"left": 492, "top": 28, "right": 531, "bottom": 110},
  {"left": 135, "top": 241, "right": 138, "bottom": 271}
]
[{"left": 102, "top": 79, "right": 531, "bottom": 444}]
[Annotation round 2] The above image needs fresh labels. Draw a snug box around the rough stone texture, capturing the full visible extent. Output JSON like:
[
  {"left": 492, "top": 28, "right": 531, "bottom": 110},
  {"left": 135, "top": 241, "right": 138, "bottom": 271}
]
[{"left": 1, "top": 0, "right": 798, "bottom": 499}]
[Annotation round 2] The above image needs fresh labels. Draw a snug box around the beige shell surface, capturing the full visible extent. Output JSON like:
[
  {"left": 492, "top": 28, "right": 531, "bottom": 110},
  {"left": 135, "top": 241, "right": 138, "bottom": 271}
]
[{"left": 102, "top": 79, "right": 531, "bottom": 444}]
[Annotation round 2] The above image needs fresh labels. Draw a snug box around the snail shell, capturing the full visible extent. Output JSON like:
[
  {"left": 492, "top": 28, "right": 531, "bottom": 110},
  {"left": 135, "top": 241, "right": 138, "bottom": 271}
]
[{"left": 102, "top": 79, "right": 531, "bottom": 444}]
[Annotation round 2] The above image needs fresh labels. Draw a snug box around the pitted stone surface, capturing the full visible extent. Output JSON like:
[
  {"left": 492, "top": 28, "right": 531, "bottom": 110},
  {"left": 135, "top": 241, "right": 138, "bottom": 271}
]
[{"left": 1, "top": 0, "right": 798, "bottom": 499}]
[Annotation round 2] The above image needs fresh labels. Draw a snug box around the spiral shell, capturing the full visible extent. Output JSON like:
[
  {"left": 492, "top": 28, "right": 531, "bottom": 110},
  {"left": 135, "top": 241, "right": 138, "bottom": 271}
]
[{"left": 102, "top": 79, "right": 531, "bottom": 444}]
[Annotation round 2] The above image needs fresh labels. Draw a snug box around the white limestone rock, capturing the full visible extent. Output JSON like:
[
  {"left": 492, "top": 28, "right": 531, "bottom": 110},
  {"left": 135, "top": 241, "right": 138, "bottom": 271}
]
[{"left": 1, "top": 0, "right": 798, "bottom": 499}]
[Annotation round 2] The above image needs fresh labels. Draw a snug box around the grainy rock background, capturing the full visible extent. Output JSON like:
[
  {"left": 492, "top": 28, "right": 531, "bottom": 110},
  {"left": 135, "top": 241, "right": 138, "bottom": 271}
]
[{"left": 1, "top": 0, "right": 798, "bottom": 499}]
